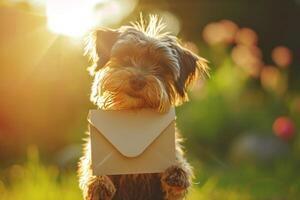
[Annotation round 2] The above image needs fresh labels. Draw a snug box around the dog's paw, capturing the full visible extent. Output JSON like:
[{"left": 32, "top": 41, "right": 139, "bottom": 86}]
[
  {"left": 162, "top": 165, "right": 190, "bottom": 190},
  {"left": 87, "top": 176, "right": 116, "bottom": 200},
  {"left": 161, "top": 165, "right": 190, "bottom": 199}
]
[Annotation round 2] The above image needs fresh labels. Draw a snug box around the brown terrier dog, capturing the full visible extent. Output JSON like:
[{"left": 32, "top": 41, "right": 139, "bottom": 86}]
[{"left": 78, "top": 16, "right": 208, "bottom": 200}]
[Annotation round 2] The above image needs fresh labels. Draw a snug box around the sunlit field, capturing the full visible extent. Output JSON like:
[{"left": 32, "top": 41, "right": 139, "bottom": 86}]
[
  {"left": 1, "top": 0, "right": 300, "bottom": 199},
  {"left": 1, "top": 148, "right": 300, "bottom": 200}
]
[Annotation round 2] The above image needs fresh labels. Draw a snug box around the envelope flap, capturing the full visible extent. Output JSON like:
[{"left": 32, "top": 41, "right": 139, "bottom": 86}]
[{"left": 88, "top": 108, "right": 175, "bottom": 158}]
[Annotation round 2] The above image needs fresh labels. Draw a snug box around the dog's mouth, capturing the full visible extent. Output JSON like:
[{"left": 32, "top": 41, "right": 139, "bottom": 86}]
[
  {"left": 96, "top": 72, "right": 171, "bottom": 112},
  {"left": 101, "top": 89, "right": 169, "bottom": 112},
  {"left": 122, "top": 90, "right": 151, "bottom": 108}
]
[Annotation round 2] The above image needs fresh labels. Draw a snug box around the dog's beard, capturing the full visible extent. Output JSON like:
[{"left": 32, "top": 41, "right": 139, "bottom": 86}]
[{"left": 91, "top": 67, "right": 170, "bottom": 113}]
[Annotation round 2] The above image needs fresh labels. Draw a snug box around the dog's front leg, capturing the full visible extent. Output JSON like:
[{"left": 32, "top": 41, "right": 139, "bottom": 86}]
[
  {"left": 160, "top": 145, "right": 193, "bottom": 200},
  {"left": 86, "top": 175, "right": 116, "bottom": 200},
  {"left": 79, "top": 139, "right": 116, "bottom": 200}
]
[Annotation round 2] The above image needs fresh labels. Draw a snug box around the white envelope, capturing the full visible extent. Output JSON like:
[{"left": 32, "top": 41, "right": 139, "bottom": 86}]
[{"left": 88, "top": 108, "right": 176, "bottom": 175}]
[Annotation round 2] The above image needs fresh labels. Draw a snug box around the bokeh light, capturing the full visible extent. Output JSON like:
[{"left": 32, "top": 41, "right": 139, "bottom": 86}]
[
  {"left": 260, "top": 65, "right": 287, "bottom": 94},
  {"left": 231, "top": 44, "right": 263, "bottom": 77},
  {"left": 271, "top": 46, "right": 293, "bottom": 68},
  {"left": 202, "top": 20, "right": 238, "bottom": 46},
  {"left": 219, "top": 19, "right": 239, "bottom": 43},
  {"left": 273, "top": 116, "right": 295, "bottom": 140},
  {"left": 156, "top": 11, "right": 181, "bottom": 35},
  {"left": 91, "top": 0, "right": 137, "bottom": 27},
  {"left": 235, "top": 28, "right": 258, "bottom": 46}
]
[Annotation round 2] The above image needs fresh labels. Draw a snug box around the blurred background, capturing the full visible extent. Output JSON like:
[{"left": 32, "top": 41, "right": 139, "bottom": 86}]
[{"left": 0, "top": 0, "right": 300, "bottom": 199}]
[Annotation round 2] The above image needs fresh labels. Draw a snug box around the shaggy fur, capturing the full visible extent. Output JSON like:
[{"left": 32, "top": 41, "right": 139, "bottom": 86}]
[{"left": 78, "top": 15, "right": 208, "bottom": 200}]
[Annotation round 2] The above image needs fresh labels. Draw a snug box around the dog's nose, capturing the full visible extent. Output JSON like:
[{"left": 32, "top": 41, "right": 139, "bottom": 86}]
[{"left": 130, "top": 75, "right": 146, "bottom": 91}]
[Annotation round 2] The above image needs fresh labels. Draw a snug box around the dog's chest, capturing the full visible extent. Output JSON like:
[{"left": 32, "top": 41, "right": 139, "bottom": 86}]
[{"left": 109, "top": 173, "right": 164, "bottom": 200}]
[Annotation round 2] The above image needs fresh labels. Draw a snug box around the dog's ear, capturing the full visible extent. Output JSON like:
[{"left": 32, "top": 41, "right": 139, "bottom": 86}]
[
  {"left": 172, "top": 44, "right": 208, "bottom": 101},
  {"left": 86, "top": 28, "right": 120, "bottom": 75}
]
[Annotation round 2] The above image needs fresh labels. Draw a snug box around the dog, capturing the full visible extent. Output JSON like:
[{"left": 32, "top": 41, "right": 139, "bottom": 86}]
[{"left": 78, "top": 15, "right": 208, "bottom": 200}]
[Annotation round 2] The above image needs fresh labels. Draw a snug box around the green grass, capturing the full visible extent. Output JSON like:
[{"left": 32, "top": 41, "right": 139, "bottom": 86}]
[
  {"left": 0, "top": 147, "right": 81, "bottom": 200},
  {"left": 189, "top": 161, "right": 300, "bottom": 200},
  {"left": 1, "top": 148, "right": 300, "bottom": 200}
]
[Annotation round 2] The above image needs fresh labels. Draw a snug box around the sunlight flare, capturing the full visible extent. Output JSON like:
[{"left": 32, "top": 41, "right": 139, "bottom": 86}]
[
  {"left": 46, "top": 0, "right": 93, "bottom": 37},
  {"left": 46, "top": 0, "right": 137, "bottom": 38}
]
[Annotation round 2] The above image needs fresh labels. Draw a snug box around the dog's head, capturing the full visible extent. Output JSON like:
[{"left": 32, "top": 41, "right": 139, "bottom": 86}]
[{"left": 86, "top": 16, "right": 208, "bottom": 112}]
